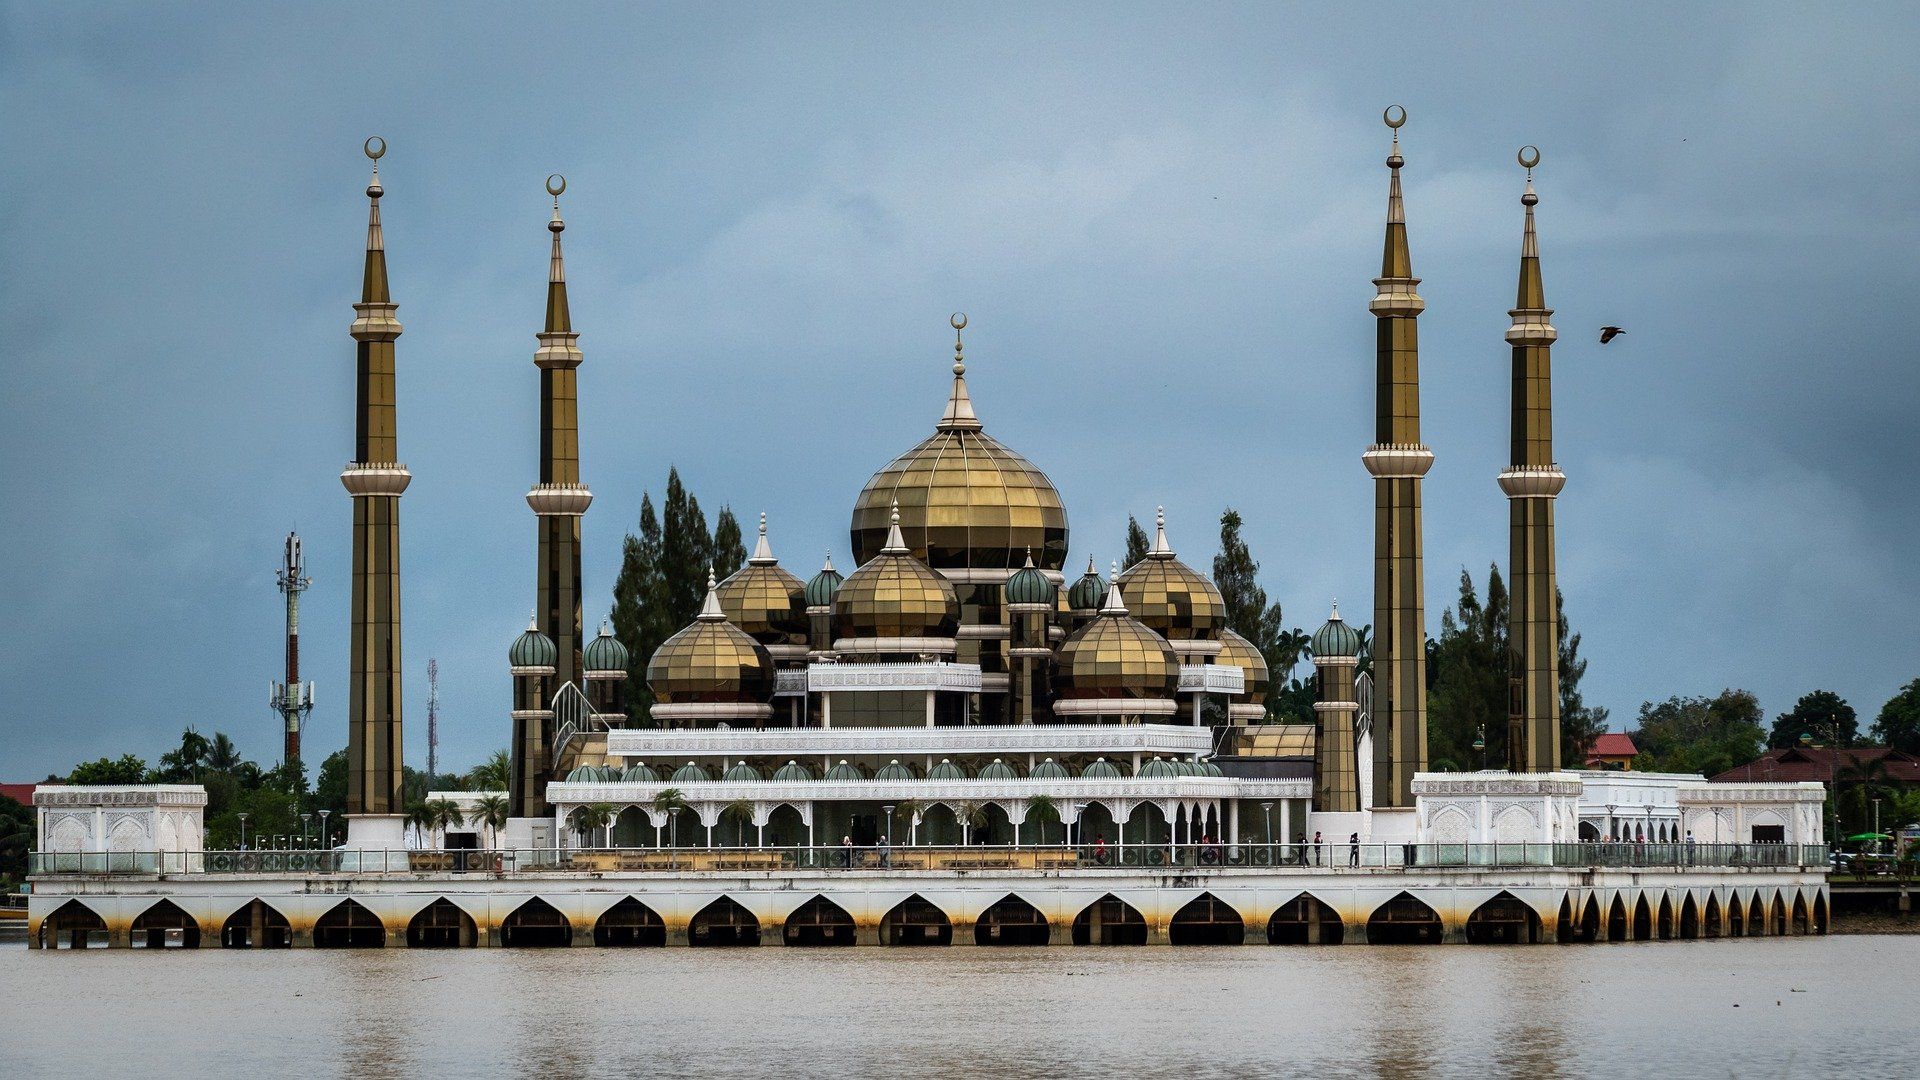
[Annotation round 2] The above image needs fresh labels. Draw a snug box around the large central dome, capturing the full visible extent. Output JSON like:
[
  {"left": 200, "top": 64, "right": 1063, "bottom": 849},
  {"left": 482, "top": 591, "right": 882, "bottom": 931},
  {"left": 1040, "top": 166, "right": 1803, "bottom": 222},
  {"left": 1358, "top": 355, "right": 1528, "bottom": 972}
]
[{"left": 851, "top": 332, "right": 1067, "bottom": 571}]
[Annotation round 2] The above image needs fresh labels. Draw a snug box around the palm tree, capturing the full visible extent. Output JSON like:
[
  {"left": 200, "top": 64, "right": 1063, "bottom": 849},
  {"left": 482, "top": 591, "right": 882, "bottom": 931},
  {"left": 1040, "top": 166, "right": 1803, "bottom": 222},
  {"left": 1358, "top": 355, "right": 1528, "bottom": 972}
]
[
  {"left": 893, "top": 799, "right": 924, "bottom": 846},
  {"left": 404, "top": 801, "right": 436, "bottom": 847},
  {"left": 720, "top": 799, "right": 755, "bottom": 847},
  {"left": 652, "top": 788, "right": 688, "bottom": 847},
  {"left": 208, "top": 732, "right": 243, "bottom": 774},
  {"left": 468, "top": 750, "right": 511, "bottom": 793},
  {"left": 572, "top": 803, "right": 615, "bottom": 849},
  {"left": 425, "top": 798, "right": 464, "bottom": 837},
  {"left": 469, "top": 794, "right": 509, "bottom": 849},
  {"left": 953, "top": 801, "right": 988, "bottom": 845},
  {"left": 1024, "top": 794, "right": 1061, "bottom": 846}
]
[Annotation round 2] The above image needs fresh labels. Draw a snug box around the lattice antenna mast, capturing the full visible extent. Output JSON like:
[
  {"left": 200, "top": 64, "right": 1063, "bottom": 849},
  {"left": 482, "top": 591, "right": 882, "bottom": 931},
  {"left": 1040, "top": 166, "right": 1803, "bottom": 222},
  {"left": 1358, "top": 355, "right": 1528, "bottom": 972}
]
[
  {"left": 426, "top": 657, "right": 440, "bottom": 787},
  {"left": 271, "top": 532, "right": 315, "bottom": 770}
]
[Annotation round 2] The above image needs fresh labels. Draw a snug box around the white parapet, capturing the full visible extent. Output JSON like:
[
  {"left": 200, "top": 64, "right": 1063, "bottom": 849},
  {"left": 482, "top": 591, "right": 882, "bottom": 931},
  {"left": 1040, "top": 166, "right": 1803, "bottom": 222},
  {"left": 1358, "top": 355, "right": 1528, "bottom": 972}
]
[
  {"left": 1677, "top": 781, "right": 1826, "bottom": 845},
  {"left": 1411, "top": 771, "right": 1583, "bottom": 845},
  {"left": 605, "top": 722, "right": 1215, "bottom": 761},
  {"left": 34, "top": 785, "right": 206, "bottom": 873}
]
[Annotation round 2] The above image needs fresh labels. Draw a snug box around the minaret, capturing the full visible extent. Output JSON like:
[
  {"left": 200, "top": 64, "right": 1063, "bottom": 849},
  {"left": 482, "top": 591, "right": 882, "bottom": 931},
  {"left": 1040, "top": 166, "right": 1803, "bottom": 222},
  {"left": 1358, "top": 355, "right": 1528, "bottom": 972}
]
[
  {"left": 1311, "top": 603, "right": 1362, "bottom": 813},
  {"left": 1360, "top": 107, "right": 1432, "bottom": 808},
  {"left": 518, "top": 175, "right": 594, "bottom": 815},
  {"left": 339, "top": 137, "right": 409, "bottom": 841},
  {"left": 1499, "top": 147, "right": 1565, "bottom": 772}
]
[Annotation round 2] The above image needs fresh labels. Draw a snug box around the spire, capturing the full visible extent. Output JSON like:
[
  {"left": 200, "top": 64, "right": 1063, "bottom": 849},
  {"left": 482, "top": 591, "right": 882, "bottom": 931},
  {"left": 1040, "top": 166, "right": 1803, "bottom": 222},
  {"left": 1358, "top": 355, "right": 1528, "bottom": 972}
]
[
  {"left": 937, "top": 312, "right": 982, "bottom": 432},
  {"left": 1328, "top": 601, "right": 1342, "bottom": 623},
  {"left": 544, "top": 174, "right": 572, "bottom": 334},
  {"left": 881, "top": 500, "right": 910, "bottom": 554},
  {"left": 1101, "top": 560, "right": 1129, "bottom": 614},
  {"left": 698, "top": 568, "right": 725, "bottom": 620},
  {"left": 527, "top": 610, "right": 540, "bottom": 632},
  {"left": 1514, "top": 147, "right": 1546, "bottom": 313},
  {"left": 821, "top": 552, "right": 836, "bottom": 573},
  {"left": 750, "top": 511, "right": 776, "bottom": 564},
  {"left": 361, "top": 137, "right": 390, "bottom": 305},
  {"left": 1370, "top": 107, "right": 1424, "bottom": 319},
  {"left": 1149, "top": 506, "right": 1173, "bottom": 558}
]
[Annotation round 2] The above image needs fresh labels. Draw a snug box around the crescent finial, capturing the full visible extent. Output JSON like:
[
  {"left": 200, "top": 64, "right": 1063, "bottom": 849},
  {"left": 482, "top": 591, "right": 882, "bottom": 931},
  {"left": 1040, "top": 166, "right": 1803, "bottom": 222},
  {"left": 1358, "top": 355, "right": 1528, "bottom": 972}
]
[
  {"left": 546, "top": 173, "right": 567, "bottom": 198},
  {"left": 1383, "top": 105, "right": 1406, "bottom": 129},
  {"left": 1518, "top": 145, "right": 1541, "bottom": 171},
  {"left": 364, "top": 136, "right": 386, "bottom": 161}
]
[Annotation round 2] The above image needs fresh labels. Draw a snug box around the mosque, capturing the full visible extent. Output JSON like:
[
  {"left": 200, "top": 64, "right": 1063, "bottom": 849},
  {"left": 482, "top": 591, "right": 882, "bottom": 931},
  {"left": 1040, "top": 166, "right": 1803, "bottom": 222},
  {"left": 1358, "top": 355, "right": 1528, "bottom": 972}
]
[{"left": 23, "top": 112, "right": 1831, "bottom": 949}]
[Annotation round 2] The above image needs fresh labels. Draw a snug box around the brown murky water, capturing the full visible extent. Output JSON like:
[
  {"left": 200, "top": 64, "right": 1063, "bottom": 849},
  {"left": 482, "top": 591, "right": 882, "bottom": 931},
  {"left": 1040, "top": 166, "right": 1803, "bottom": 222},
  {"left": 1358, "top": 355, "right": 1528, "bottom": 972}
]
[{"left": 1, "top": 933, "right": 1911, "bottom": 1078}]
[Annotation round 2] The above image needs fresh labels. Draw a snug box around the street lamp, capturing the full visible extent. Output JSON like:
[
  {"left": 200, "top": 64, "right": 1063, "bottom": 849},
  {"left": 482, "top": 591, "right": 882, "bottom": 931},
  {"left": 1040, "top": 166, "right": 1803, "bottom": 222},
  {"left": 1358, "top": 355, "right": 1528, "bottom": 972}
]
[
  {"left": 1473, "top": 727, "right": 1487, "bottom": 772},
  {"left": 301, "top": 813, "right": 313, "bottom": 848},
  {"left": 318, "top": 809, "right": 331, "bottom": 849},
  {"left": 883, "top": 805, "right": 895, "bottom": 847},
  {"left": 237, "top": 813, "right": 249, "bottom": 851},
  {"left": 1261, "top": 801, "right": 1275, "bottom": 862}
]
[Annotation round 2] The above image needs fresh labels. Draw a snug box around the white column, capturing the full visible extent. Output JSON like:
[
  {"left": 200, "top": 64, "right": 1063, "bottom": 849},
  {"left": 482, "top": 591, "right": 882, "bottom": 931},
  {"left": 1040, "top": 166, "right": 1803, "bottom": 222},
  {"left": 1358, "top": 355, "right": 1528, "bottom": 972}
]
[
  {"left": 820, "top": 695, "right": 832, "bottom": 729},
  {"left": 926, "top": 690, "right": 936, "bottom": 728},
  {"left": 1280, "top": 800, "right": 1292, "bottom": 847},
  {"left": 1228, "top": 800, "right": 1239, "bottom": 852}
]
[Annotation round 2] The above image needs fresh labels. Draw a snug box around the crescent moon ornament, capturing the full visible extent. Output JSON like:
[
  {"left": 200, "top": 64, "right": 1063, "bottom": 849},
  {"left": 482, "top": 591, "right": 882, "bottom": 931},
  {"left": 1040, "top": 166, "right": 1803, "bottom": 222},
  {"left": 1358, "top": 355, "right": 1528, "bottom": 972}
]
[
  {"left": 950, "top": 312, "right": 967, "bottom": 331},
  {"left": 546, "top": 173, "right": 567, "bottom": 198},
  {"left": 1383, "top": 105, "right": 1407, "bottom": 129},
  {"left": 364, "top": 136, "right": 386, "bottom": 161},
  {"left": 1518, "top": 145, "right": 1541, "bottom": 169}
]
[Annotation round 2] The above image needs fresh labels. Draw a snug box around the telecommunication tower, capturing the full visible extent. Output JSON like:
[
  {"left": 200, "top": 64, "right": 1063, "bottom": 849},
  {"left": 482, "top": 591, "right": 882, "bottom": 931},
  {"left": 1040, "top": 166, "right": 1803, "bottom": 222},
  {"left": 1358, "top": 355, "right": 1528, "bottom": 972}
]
[
  {"left": 426, "top": 657, "right": 440, "bottom": 786},
  {"left": 272, "top": 532, "right": 315, "bottom": 768}
]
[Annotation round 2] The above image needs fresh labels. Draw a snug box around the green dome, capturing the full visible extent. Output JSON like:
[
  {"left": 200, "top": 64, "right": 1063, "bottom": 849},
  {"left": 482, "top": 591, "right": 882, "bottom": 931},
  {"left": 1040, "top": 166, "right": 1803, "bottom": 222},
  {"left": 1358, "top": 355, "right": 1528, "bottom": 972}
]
[
  {"left": 1030, "top": 758, "right": 1069, "bottom": 780},
  {"left": 772, "top": 760, "right": 814, "bottom": 782},
  {"left": 977, "top": 758, "right": 1019, "bottom": 781},
  {"left": 927, "top": 758, "right": 968, "bottom": 781},
  {"left": 804, "top": 557, "right": 845, "bottom": 608},
  {"left": 1066, "top": 556, "right": 1105, "bottom": 611},
  {"left": 1004, "top": 552, "right": 1056, "bottom": 607},
  {"left": 825, "top": 759, "right": 866, "bottom": 781},
  {"left": 565, "top": 765, "right": 597, "bottom": 782},
  {"left": 1079, "top": 757, "right": 1121, "bottom": 780},
  {"left": 723, "top": 762, "right": 763, "bottom": 783},
  {"left": 584, "top": 622, "right": 630, "bottom": 672},
  {"left": 671, "top": 761, "right": 713, "bottom": 784},
  {"left": 875, "top": 760, "right": 916, "bottom": 781},
  {"left": 621, "top": 762, "right": 659, "bottom": 782},
  {"left": 1199, "top": 759, "right": 1224, "bottom": 777},
  {"left": 510, "top": 617, "right": 557, "bottom": 668},
  {"left": 597, "top": 765, "right": 620, "bottom": 782},
  {"left": 1311, "top": 604, "right": 1362, "bottom": 658},
  {"left": 1138, "top": 756, "right": 1181, "bottom": 779}
]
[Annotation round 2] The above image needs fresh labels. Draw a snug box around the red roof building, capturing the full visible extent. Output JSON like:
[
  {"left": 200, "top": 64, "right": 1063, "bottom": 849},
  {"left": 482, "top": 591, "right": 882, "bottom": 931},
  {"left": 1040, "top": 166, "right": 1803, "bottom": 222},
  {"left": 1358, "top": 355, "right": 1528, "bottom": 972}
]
[
  {"left": 0, "top": 783, "right": 37, "bottom": 806},
  {"left": 1585, "top": 733, "right": 1638, "bottom": 770},
  {"left": 1711, "top": 747, "right": 1920, "bottom": 785}
]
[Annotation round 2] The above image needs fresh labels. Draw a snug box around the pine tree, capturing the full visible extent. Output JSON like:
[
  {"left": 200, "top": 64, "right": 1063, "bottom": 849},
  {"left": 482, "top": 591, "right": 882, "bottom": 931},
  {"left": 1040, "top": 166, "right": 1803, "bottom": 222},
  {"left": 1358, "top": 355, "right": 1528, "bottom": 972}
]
[
  {"left": 1558, "top": 587, "right": 1610, "bottom": 766},
  {"left": 711, "top": 506, "right": 747, "bottom": 582},
  {"left": 1123, "top": 516, "right": 1150, "bottom": 569},
  {"left": 611, "top": 493, "right": 669, "bottom": 719},
  {"left": 660, "top": 468, "right": 714, "bottom": 626},
  {"left": 1427, "top": 565, "right": 1509, "bottom": 771},
  {"left": 1210, "top": 509, "right": 1299, "bottom": 720}
]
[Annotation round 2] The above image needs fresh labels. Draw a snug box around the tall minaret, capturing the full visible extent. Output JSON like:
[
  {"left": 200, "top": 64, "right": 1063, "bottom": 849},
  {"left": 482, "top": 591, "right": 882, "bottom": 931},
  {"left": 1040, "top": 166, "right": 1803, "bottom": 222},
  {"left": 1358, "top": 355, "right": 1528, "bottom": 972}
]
[
  {"left": 1360, "top": 107, "right": 1432, "bottom": 808},
  {"left": 340, "top": 137, "right": 409, "bottom": 840},
  {"left": 1500, "top": 147, "right": 1565, "bottom": 773},
  {"left": 518, "top": 174, "right": 594, "bottom": 816}
]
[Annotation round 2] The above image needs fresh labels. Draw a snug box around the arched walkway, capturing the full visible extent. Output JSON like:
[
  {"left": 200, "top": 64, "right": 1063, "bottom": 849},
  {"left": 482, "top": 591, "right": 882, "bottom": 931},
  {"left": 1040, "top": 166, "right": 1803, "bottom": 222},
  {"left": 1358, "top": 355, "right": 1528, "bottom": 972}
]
[
  {"left": 975, "top": 894, "right": 1050, "bottom": 946},
  {"left": 314, "top": 899, "right": 386, "bottom": 948},
  {"left": 1367, "top": 892, "right": 1442, "bottom": 945},
  {"left": 39, "top": 899, "right": 106, "bottom": 950},
  {"left": 880, "top": 894, "right": 952, "bottom": 946},
  {"left": 1466, "top": 892, "right": 1542, "bottom": 944},
  {"left": 1076, "top": 803, "right": 1119, "bottom": 858},
  {"left": 500, "top": 898, "right": 573, "bottom": 947},
  {"left": 689, "top": 896, "right": 760, "bottom": 947},
  {"left": 594, "top": 897, "right": 665, "bottom": 947},
  {"left": 131, "top": 899, "right": 201, "bottom": 949},
  {"left": 766, "top": 805, "right": 807, "bottom": 849},
  {"left": 611, "top": 807, "right": 651, "bottom": 848},
  {"left": 918, "top": 805, "right": 961, "bottom": 848},
  {"left": 1606, "top": 895, "right": 1628, "bottom": 942},
  {"left": 1632, "top": 895, "right": 1653, "bottom": 941},
  {"left": 1269, "top": 893, "right": 1343, "bottom": 945},
  {"left": 977, "top": 804, "right": 1016, "bottom": 847},
  {"left": 1679, "top": 895, "right": 1700, "bottom": 940},
  {"left": 1073, "top": 894, "right": 1147, "bottom": 946},
  {"left": 1169, "top": 892, "right": 1243, "bottom": 945},
  {"left": 222, "top": 899, "right": 292, "bottom": 948},
  {"left": 407, "top": 898, "right": 477, "bottom": 948},
  {"left": 783, "top": 896, "right": 855, "bottom": 947}
]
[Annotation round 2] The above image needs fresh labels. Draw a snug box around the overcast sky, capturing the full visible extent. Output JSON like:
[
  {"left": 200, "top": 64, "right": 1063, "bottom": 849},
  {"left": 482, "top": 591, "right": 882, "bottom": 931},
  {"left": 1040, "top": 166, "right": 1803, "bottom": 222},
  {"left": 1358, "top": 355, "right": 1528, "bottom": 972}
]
[{"left": 2, "top": 3, "right": 1915, "bottom": 779}]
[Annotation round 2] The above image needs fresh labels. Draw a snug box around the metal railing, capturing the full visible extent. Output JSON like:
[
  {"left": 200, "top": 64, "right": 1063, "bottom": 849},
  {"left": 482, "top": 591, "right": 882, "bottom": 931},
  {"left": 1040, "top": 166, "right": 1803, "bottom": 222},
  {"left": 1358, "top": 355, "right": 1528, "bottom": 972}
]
[{"left": 29, "top": 842, "right": 1829, "bottom": 877}]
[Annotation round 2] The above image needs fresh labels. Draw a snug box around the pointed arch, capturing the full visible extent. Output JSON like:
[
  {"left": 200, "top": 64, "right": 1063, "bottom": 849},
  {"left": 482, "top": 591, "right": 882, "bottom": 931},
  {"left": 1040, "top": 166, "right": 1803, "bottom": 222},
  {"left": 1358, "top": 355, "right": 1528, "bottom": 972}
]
[
  {"left": 1726, "top": 892, "right": 1747, "bottom": 937},
  {"left": 1466, "top": 891, "right": 1542, "bottom": 944},
  {"left": 1368, "top": 892, "right": 1442, "bottom": 945},
  {"left": 314, "top": 898, "right": 386, "bottom": 948},
  {"left": 880, "top": 893, "right": 952, "bottom": 946},
  {"left": 40, "top": 899, "right": 107, "bottom": 950},
  {"left": 975, "top": 893, "right": 1050, "bottom": 946},
  {"left": 1632, "top": 894, "right": 1653, "bottom": 941},
  {"left": 593, "top": 897, "right": 665, "bottom": 947},
  {"left": 1791, "top": 890, "right": 1810, "bottom": 935},
  {"left": 1268, "top": 893, "right": 1344, "bottom": 945},
  {"left": 221, "top": 899, "right": 292, "bottom": 948},
  {"left": 1657, "top": 893, "right": 1675, "bottom": 940},
  {"left": 1555, "top": 895, "right": 1575, "bottom": 943},
  {"left": 765, "top": 804, "right": 808, "bottom": 849},
  {"left": 918, "top": 804, "right": 961, "bottom": 847},
  {"left": 689, "top": 896, "right": 760, "bottom": 947},
  {"left": 1703, "top": 893, "right": 1723, "bottom": 939},
  {"left": 407, "top": 897, "right": 477, "bottom": 948},
  {"left": 1748, "top": 893, "right": 1766, "bottom": 937},
  {"left": 610, "top": 807, "right": 651, "bottom": 849},
  {"left": 500, "top": 897, "right": 573, "bottom": 947},
  {"left": 1076, "top": 803, "right": 1120, "bottom": 859},
  {"left": 1770, "top": 891, "right": 1788, "bottom": 937},
  {"left": 131, "top": 899, "right": 201, "bottom": 949},
  {"left": 1169, "top": 892, "right": 1244, "bottom": 945},
  {"left": 1073, "top": 894, "right": 1147, "bottom": 946},
  {"left": 783, "top": 896, "right": 855, "bottom": 947},
  {"left": 1812, "top": 891, "right": 1828, "bottom": 935},
  {"left": 1679, "top": 894, "right": 1700, "bottom": 940},
  {"left": 1606, "top": 894, "right": 1628, "bottom": 943},
  {"left": 1579, "top": 896, "right": 1602, "bottom": 943}
]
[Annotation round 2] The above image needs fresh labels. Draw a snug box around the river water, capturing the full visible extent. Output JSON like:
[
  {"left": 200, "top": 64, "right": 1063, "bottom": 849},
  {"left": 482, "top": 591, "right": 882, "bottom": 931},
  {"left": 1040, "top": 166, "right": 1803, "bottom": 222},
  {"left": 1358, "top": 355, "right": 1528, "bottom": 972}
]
[{"left": 1, "top": 931, "right": 1911, "bottom": 1078}]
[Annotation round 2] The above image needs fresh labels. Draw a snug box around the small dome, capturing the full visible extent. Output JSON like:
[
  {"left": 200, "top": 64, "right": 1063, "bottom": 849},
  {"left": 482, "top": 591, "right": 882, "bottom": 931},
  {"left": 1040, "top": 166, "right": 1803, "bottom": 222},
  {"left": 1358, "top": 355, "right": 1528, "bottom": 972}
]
[
  {"left": 722, "top": 761, "right": 763, "bottom": 783},
  {"left": 824, "top": 759, "right": 866, "bottom": 781},
  {"left": 1115, "top": 509, "right": 1225, "bottom": 641},
  {"left": 647, "top": 574, "right": 776, "bottom": 703},
  {"left": 927, "top": 758, "right": 968, "bottom": 781},
  {"left": 565, "top": 764, "right": 597, "bottom": 782},
  {"left": 772, "top": 760, "right": 814, "bottom": 782},
  {"left": 1199, "top": 759, "right": 1224, "bottom": 778},
  {"left": 977, "top": 758, "right": 1019, "bottom": 781},
  {"left": 874, "top": 759, "right": 916, "bottom": 781},
  {"left": 716, "top": 515, "right": 808, "bottom": 646},
  {"left": 583, "top": 622, "right": 630, "bottom": 673},
  {"left": 804, "top": 555, "right": 845, "bottom": 608},
  {"left": 1311, "top": 603, "right": 1363, "bottom": 659},
  {"left": 1138, "top": 756, "right": 1180, "bottom": 779},
  {"left": 1053, "top": 571, "right": 1179, "bottom": 701},
  {"left": 596, "top": 765, "right": 620, "bottom": 782},
  {"left": 510, "top": 614, "right": 557, "bottom": 668},
  {"left": 1079, "top": 757, "right": 1122, "bottom": 780},
  {"left": 1004, "top": 551, "right": 1056, "bottom": 607},
  {"left": 621, "top": 762, "right": 659, "bottom": 783},
  {"left": 1030, "top": 758, "right": 1069, "bottom": 780},
  {"left": 833, "top": 505, "right": 960, "bottom": 641},
  {"left": 1066, "top": 556, "right": 1105, "bottom": 612},
  {"left": 1214, "top": 628, "right": 1269, "bottom": 704},
  {"left": 671, "top": 761, "right": 712, "bottom": 784}
]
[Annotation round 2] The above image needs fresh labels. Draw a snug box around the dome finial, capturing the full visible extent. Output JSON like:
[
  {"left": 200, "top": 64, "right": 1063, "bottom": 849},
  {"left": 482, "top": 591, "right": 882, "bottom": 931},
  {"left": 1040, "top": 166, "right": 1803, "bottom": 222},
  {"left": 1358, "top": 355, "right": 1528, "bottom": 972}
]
[
  {"left": 938, "top": 312, "right": 981, "bottom": 432},
  {"left": 1150, "top": 505, "right": 1173, "bottom": 557},
  {"left": 882, "top": 498, "right": 910, "bottom": 555},
  {"left": 1101, "top": 559, "right": 1129, "bottom": 615},
  {"left": 1329, "top": 600, "right": 1342, "bottom": 621},
  {"left": 527, "top": 609, "right": 539, "bottom": 631},
  {"left": 750, "top": 510, "right": 775, "bottom": 564},
  {"left": 698, "top": 566, "right": 725, "bottom": 620}
]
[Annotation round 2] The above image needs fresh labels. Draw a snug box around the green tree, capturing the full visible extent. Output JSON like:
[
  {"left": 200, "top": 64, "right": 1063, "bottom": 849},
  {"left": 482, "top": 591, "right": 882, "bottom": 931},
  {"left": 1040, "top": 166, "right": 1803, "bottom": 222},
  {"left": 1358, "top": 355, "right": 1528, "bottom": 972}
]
[
  {"left": 1024, "top": 794, "right": 1062, "bottom": 845},
  {"left": 661, "top": 467, "right": 714, "bottom": 627},
  {"left": 711, "top": 507, "right": 748, "bottom": 583},
  {"left": 466, "top": 750, "right": 511, "bottom": 793},
  {"left": 720, "top": 799, "right": 755, "bottom": 846},
  {"left": 68, "top": 755, "right": 150, "bottom": 785},
  {"left": 572, "top": 803, "right": 615, "bottom": 847},
  {"left": 1427, "top": 566, "right": 1509, "bottom": 771},
  {"left": 1871, "top": 679, "right": 1920, "bottom": 754},
  {"left": 469, "top": 794, "right": 509, "bottom": 848},
  {"left": 1558, "top": 588, "right": 1610, "bottom": 768},
  {"left": 313, "top": 749, "right": 348, "bottom": 820},
  {"left": 154, "top": 729, "right": 211, "bottom": 783},
  {"left": 1771, "top": 690, "right": 1859, "bottom": 750},
  {"left": 1629, "top": 689, "right": 1766, "bottom": 777},
  {"left": 1210, "top": 508, "right": 1303, "bottom": 720},
  {"left": 611, "top": 492, "right": 672, "bottom": 720},
  {"left": 1123, "top": 515, "right": 1150, "bottom": 570},
  {"left": 0, "top": 796, "right": 34, "bottom": 883}
]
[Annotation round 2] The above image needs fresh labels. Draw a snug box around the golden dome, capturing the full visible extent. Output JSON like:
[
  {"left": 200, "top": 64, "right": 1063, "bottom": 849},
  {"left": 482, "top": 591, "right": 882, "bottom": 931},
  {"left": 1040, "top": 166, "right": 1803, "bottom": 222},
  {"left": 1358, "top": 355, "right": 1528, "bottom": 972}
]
[
  {"left": 834, "top": 505, "right": 960, "bottom": 642},
  {"left": 850, "top": 332, "right": 1067, "bottom": 571},
  {"left": 1215, "top": 628, "right": 1269, "bottom": 704},
  {"left": 1115, "top": 508, "right": 1224, "bottom": 641},
  {"left": 1052, "top": 568, "right": 1179, "bottom": 702},
  {"left": 647, "top": 575, "right": 774, "bottom": 704},
  {"left": 715, "top": 514, "right": 806, "bottom": 647}
]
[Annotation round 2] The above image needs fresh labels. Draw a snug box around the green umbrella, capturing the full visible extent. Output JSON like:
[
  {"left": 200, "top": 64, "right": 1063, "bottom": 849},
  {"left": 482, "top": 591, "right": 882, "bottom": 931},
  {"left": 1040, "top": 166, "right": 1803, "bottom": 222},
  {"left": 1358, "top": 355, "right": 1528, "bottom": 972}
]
[{"left": 1845, "top": 832, "right": 1892, "bottom": 841}]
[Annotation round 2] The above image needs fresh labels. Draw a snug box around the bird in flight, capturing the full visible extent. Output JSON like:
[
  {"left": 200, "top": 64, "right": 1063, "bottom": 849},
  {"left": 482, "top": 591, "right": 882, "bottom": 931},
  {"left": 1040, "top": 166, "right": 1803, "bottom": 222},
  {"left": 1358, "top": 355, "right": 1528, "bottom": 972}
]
[{"left": 1599, "top": 326, "right": 1626, "bottom": 344}]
